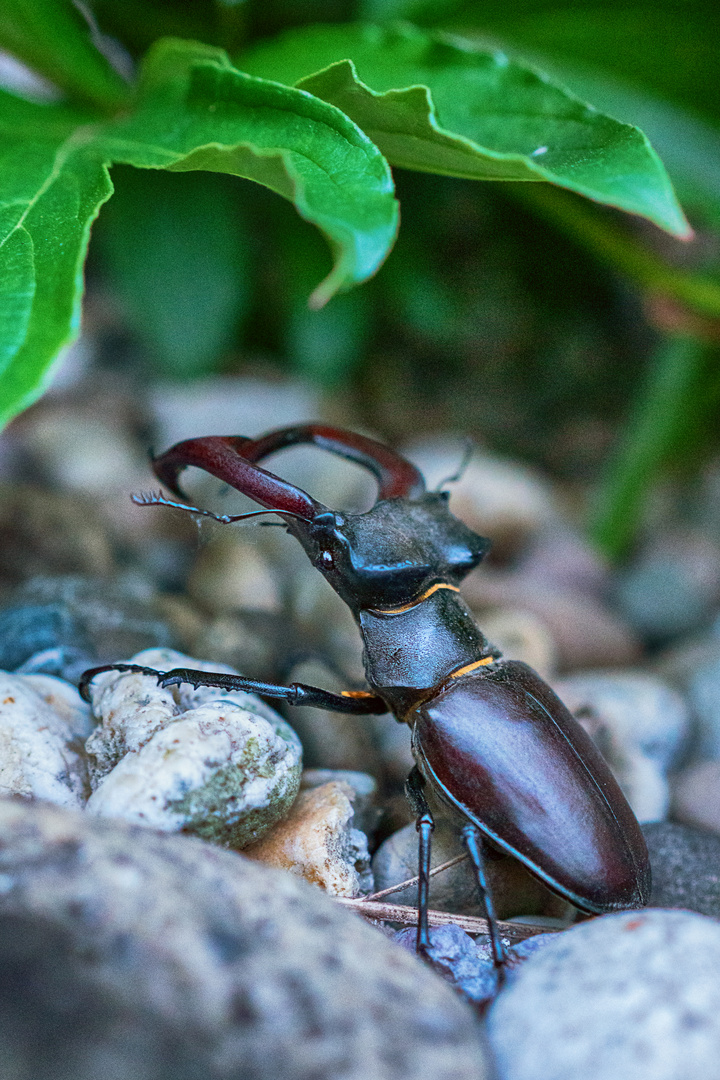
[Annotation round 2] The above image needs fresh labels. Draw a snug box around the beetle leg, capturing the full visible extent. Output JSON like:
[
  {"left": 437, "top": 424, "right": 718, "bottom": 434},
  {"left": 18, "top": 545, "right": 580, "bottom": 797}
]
[
  {"left": 79, "top": 664, "right": 388, "bottom": 714},
  {"left": 404, "top": 766, "right": 435, "bottom": 955},
  {"left": 462, "top": 824, "right": 507, "bottom": 977}
]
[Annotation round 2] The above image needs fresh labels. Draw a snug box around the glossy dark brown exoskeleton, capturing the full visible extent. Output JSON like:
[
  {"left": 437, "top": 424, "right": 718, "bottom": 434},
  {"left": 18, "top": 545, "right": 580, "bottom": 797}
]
[{"left": 80, "top": 424, "right": 650, "bottom": 971}]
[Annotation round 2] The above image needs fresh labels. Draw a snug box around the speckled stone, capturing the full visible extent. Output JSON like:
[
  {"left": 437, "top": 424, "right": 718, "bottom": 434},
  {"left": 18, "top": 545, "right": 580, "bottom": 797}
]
[
  {"left": 487, "top": 909, "right": 720, "bottom": 1080},
  {"left": 643, "top": 821, "right": 720, "bottom": 917},
  {"left": 0, "top": 798, "right": 489, "bottom": 1080},
  {"left": 84, "top": 649, "right": 302, "bottom": 848}
]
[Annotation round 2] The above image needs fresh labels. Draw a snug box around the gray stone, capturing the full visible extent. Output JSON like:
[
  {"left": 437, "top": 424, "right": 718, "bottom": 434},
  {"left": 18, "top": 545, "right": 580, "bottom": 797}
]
[
  {"left": 643, "top": 821, "right": 720, "bottom": 917},
  {"left": 553, "top": 671, "right": 690, "bottom": 822},
  {"left": 0, "top": 486, "right": 113, "bottom": 588},
  {"left": 487, "top": 909, "right": 720, "bottom": 1080},
  {"left": 0, "top": 604, "right": 90, "bottom": 675},
  {"left": 0, "top": 798, "right": 489, "bottom": 1080},
  {"left": 614, "top": 531, "right": 720, "bottom": 643},
  {"left": 671, "top": 760, "right": 720, "bottom": 835},
  {"left": 394, "top": 924, "right": 501, "bottom": 1006},
  {"left": 462, "top": 571, "right": 641, "bottom": 671},
  {"left": 13, "top": 575, "right": 175, "bottom": 667},
  {"left": 654, "top": 628, "right": 720, "bottom": 762},
  {"left": 284, "top": 659, "right": 384, "bottom": 775},
  {"left": 371, "top": 821, "right": 570, "bottom": 921},
  {"left": 403, "top": 440, "right": 559, "bottom": 559}
]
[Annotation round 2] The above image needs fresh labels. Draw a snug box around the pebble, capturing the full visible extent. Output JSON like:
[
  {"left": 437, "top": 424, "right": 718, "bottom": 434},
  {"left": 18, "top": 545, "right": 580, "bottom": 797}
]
[
  {"left": 553, "top": 671, "right": 690, "bottom": 822},
  {"left": 283, "top": 659, "right": 384, "bottom": 775},
  {"left": 474, "top": 607, "right": 557, "bottom": 679},
  {"left": 671, "top": 760, "right": 720, "bottom": 835},
  {"left": 404, "top": 440, "right": 559, "bottom": 559},
  {"left": 11, "top": 574, "right": 175, "bottom": 667},
  {"left": 186, "top": 610, "right": 278, "bottom": 679},
  {"left": 84, "top": 648, "right": 302, "bottom": 849},
  {"left": 462, "top": 571, "right": 641, "bottom": 671},
  {"left": 371, "top": 820, "right": 571, "bottom": 921},
  {"left": 643, "top": 821, "right": 720, "bottom": 918},
  {"left": 516, "top": 525, "right": 612, "bottom": 598},
  {"left": 0, "top": 798, "right": 490, "bottom": 1080},
  {"left": 0, "top": 671, "right": 92, "bottom": 806},
  {"left": 394, "top": 923, "right": 501, "bottom": 1006},
  {"left": 188, "top": 532, "right": 283, "bottom": 614},
  {"left": 0, "top": 602, "right": 91, "bottom": 675},
  {"left": 148, "top": 375, "right": 323, "bottom": 451},
  {"left": 301, "top": 768, "right": 380, "bottom": 837},
  {"left": 243, "top": 779, "right": 373, "bottom": 896},
  {"left": 0, "top": 485, "right": 113, "bottom": 587},
  {"left": 655, "top": 630, "right": 720, "bottom": 761},
  {"left": 487, "top": 909, "right": 720, "bottom": 1080},
  {"left": 614, "top": 530, "right": 720, "bottom": 643}
]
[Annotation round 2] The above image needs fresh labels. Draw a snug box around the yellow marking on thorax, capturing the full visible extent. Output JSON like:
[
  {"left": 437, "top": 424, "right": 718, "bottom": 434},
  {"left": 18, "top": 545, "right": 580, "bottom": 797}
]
[
  {"left": 341, "top": 690, "right": 377, "bottom": 699},
  {"left": 370, "top": 582, "right": 460, "bottom": 616},
  {"left": 449, "top": 656, "right": 495, "bottom": 679}
]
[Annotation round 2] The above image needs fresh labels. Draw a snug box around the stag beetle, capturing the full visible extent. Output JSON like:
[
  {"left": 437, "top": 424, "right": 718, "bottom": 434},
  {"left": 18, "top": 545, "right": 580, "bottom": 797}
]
[{"left": 80, "top": 424, "right": 650, "bottom": 971}]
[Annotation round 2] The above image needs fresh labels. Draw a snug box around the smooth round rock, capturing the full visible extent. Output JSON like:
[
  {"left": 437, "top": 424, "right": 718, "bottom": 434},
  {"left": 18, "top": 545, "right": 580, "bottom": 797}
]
[
  {"left": 487, "top": 909, "right": 720, "bottom": 1080},
  {"left": 0, "top": 798, "right": 489, "bottom": 1080},
  {"left": 188, "top": 533, "right": 283, "bottom": 614},
  {"left": 372, "top": 821, "right": 569, "bottom": 921},
  {"left": 643, "top": 821, "right": 720, "bottom": 917},
  {"left": 553, "top": 671, "right": 689, "bottom": 822},
  {"left": 0, "top": 486, "right": 113, "bottom": 588},
  {"left": 462, "top": 571, "right": 641, "bottom": 671},
  {"left": 283, "top": 659, "right": 384, "bottom": 775},
  {"left": 403, "top": 441, "right": 559, "bottom": 558},
  {"left": 614, "top": 531, "right": 720, "bottom": 643},
  {"left": 671, "top": 760, "right": 720, "bottom": 835},
  {"left": 12, "top": 575, "right": 175, "bottom": 667}
]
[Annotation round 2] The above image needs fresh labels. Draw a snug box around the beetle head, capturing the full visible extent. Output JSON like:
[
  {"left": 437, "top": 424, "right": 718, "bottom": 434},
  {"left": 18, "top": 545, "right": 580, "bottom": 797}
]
[
  {"left": 149, "top": 424, "right": 490, "bottom": 611},
  {"left": 297, "top": 493, "right": 490, "bottom": 610}
]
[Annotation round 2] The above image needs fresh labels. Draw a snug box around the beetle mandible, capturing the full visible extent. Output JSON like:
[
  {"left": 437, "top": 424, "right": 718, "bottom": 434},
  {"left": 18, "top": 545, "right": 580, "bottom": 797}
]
[{"left": 80, "top": 424, "right": 650, "bottom": 970}]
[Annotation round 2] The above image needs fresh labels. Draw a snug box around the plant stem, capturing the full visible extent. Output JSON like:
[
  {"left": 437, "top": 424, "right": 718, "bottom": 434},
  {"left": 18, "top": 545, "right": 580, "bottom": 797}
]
[
  {"left": 515, "top": 184, "right": 720, "bottom": 321},
  {"left": 589, "top": 332, "right": 713, "bottom": 559}
]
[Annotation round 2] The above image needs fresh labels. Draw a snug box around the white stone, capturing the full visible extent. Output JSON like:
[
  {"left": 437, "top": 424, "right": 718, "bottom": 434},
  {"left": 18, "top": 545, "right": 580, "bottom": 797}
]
[
  {"left": 0, "top": 671, "right": 92, "bottom": 806},
  {"left": 84, "top": 648, "right": 302, "bottom": 847}
]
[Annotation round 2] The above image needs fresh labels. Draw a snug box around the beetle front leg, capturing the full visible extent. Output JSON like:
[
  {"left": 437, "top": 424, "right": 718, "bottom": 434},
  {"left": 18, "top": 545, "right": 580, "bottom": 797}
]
[
  {"left": 462, "top": 824, "right": 507, "bottom": 978},
  {"left": 79, "top": 663, "right": 388, "bottom": 715},
  {"left": 404, "top": 765, "right": 435, "bottom": 955}
]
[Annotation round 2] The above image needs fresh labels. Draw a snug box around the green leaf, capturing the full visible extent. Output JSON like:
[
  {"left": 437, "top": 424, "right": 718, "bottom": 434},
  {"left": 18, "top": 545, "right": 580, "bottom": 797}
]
[
  {"left": 239, "top": 22, "right": 690, "bottom": 237},
  {"left": 95, "top": 167, "right": 252, "bottom": 377},
  {"left": 0, "top": 38, "right": 399, "bottom": 428},
  {"left": 0, "top": 0, "right": 130, "bottom": 110},
  {"left": 0, "top": 91, "right": 113, "bottom": 428},
  {"left": 101, "top": 39, "right": 399, "bottom": 307}
]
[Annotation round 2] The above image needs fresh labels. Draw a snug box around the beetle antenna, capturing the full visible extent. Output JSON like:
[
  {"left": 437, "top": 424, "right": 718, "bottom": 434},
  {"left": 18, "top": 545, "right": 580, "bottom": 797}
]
[
  {"left": 131, "top": 490, "right": 304, "bottom": 524},
  {"left": 435, "top": 438, "right": 474, "bottom": 491}
]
